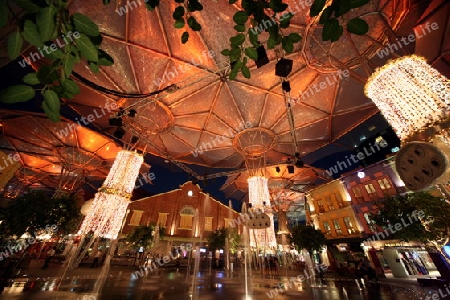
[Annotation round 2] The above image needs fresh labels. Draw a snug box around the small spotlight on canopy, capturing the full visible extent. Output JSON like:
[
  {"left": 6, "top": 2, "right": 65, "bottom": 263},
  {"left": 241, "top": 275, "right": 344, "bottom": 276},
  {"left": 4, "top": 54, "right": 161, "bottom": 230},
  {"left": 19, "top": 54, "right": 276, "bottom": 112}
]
[
  {"left": 275, "top": 58, "right": 293, "bottom": 77},
  {"left": 128, "top": 109, "right": 137, "bottom": 117},
  {"left": 255, "top": 45, "right": 269, "bottom": 68},
  {"left": 108, "top": 117, "right": 122, "bottom": 127},
  {"left": 113, "top": 127, "right": 126, "bottom": 139},
  {"left": 287, "top": 165, "right": 295, "bottom": 174},
  {"left": 295, "top": 160, "right": 304, "bottom": 168}
]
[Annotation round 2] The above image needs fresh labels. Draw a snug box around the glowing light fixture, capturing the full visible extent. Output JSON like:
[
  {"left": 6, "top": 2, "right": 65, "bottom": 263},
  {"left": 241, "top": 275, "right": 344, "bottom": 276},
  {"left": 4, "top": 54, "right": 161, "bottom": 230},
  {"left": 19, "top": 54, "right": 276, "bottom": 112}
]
[
  {"left": 247, "top": 176, "right": 277, "bottom": 249},
  {"left": 78, "top": 150, "right": 143, "bottom": 239},
  {"left": 187, "top": 190, "right": 193, "bottom": 197},
  {"left": 357, "top": 171, "right": 365, "bottom": 179},
  {"left": 365, "top": 55, "right": 450, "bottom": 142}
]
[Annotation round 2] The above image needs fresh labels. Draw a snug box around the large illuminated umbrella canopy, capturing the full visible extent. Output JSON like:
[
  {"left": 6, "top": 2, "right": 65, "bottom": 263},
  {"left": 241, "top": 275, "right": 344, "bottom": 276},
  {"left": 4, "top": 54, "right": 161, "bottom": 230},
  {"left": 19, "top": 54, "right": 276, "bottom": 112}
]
[
  {"left": 61, "top": 0, "right": 411, "bottom": 170},
  {"left": 0, "top": 111, "right": 125, "bottom": 195}
]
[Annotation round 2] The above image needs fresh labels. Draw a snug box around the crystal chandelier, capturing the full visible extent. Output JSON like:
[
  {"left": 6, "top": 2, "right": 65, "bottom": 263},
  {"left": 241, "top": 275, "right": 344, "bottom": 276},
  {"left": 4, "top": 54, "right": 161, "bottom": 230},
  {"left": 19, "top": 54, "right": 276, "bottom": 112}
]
[
  {"left": 78, "top": 150, "right": 143, "bottom": 239},
  {"left": 365, "top": 55, "right": 450, "bottom": 142},
  {"left": 247, "top": 176, "right": 277, "bottom": 249}
]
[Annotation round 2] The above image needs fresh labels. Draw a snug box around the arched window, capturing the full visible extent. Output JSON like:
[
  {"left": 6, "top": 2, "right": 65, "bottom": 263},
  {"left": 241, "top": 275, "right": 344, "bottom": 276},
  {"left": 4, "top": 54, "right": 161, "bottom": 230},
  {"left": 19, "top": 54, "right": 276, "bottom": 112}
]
[{"left": 179, "top": 206, "right": 195, "bottom": 230}]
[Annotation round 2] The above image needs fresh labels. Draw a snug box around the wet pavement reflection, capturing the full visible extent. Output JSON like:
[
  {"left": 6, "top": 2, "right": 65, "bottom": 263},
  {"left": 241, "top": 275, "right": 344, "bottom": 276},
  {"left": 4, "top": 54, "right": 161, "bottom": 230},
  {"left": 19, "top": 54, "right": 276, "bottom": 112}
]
[{"left": 0, "top": 269, "right": 446, "bottom": 300}]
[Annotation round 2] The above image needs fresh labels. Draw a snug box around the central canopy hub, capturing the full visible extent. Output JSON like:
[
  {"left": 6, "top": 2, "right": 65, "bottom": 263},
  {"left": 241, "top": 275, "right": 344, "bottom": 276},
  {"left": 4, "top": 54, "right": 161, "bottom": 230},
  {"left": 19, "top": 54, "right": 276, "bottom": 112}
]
[{"left": 232, "top": 127, "right": 277, "bottom": 158}]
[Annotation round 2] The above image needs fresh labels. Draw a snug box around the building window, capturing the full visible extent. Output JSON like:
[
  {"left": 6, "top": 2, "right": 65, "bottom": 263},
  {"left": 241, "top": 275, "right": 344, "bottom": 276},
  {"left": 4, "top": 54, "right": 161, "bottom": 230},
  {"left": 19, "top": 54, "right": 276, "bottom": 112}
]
[
  {"left": 364, "top": 213, "right": 377, "bottom": 232},
  {"left": 333, "top": 219, "right": 343, "bottom": 236},
  {"left": 378, "top": 178, "right": 392, "bottom": 190},
  {"left": 364, "top": 183, "right": 376, "bottom": 194},
  {"left": 335, "top": 193, "right": 344, "bottom": 208},
  {"left": 224, "top": 218, "right": 233, "bottom": 228},
  {"left": 204, "top": 217, "right": 213, "bottom": 231},
  {"left": 129, "top": 210, "right": 144, "bottom": 226},
  {"left": 343, "top": 217, "right": 356, "bottom": 234},
  {"left": 352, "top": 186, "right": 363, "bottom": 200},
  {"left": 179, "top": 206, "right": 195, "bottom": 230},
  {"left": 323, "top": 221, "right": 331, "bottom": 235},
  {"left": 157, "top": 213, "right": 168, "bottom": 227},
  {"left": 317, "top": 200, "right": 325, "bottom": 213},
  {"left": 325, "top": 196, "right": 334, "bottom": 210}
]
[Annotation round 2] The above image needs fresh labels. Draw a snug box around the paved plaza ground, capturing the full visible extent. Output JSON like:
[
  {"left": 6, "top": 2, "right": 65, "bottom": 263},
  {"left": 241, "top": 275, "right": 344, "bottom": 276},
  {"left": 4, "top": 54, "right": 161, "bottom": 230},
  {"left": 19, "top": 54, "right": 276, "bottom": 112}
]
[{"left": 0, "top": 259, "right": 449, "bottom": 299}]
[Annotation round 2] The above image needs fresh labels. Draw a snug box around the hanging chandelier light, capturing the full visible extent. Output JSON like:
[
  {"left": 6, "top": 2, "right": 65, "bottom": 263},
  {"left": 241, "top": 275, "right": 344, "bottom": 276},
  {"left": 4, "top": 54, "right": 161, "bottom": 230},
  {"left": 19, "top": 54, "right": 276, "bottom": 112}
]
[
  {"left": 365, "top": 55, "right": 450, "bottom": 143},
  {"left": 78, "top": 150, "right": 143, "bottom": 239},
  {"left": 247, "top": 176, "right": 277, "bottom": 249}
]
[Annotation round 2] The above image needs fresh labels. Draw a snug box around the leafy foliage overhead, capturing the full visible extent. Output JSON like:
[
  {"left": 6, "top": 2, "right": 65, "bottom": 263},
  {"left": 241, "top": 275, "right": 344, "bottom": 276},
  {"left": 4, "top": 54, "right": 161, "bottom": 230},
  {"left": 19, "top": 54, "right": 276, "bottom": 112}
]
[
  {"left": 290, "top": 224, "right": 327, "bottom": 255},
  {"left": 369, "top": 192, "right": 450, "bottom": 245},
  {"left": 0, "top": 0, "right": 113, "bottom": 121},
  {"left": 0, "top": 0, "right": 370, "bottom": 120}
]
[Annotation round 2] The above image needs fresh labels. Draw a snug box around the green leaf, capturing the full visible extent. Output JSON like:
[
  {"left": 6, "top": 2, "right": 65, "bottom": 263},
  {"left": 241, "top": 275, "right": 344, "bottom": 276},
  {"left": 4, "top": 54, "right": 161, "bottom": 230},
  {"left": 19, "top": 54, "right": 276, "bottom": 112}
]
[
  {"left": 23, "top": 73, "right": 40, "bottom": 85},
  {"left": 331, "top": 23, "right": 343, "bottom": 42},
  {"left": 173, "top": 6, "right": 185, "bottom": 20},
  {"left": 334, "top": 0, "right": 351, "bottom": 17},
  {"left": 350, "top": 0, "right": 370, "bottom": 8},
  {"left": 42, "top": 45, "right": 64, "bottom": 60},
  {"left": 174, "top": 19, "right": 185, "bottom": 29},
  {"left": 244, "top": 47, "right": 258, "bottom": 60},
  {"left": 103, "top": 0, "right": 111, "bottom": 4},
  {"left": 347, "top": 17, "right": 369, "bottom": 35},
  {"left": 36, "top": 6, "right": 56, "bottom": 41},
  {"left": 267, "top": 35, "right": 276, "bottom": 49},
  {"left": 0, "top": 85, "right": 35, "bottom": 103},
  {"left": 241, "top": 65, "right": 250, "bottom": 79},
  {"left": 75, "top": 33, "right": 98, "bottom": 62},
  {"left": 61, "top": 79, "right": 81, "bottom": 95},
  {"left": 282, "top": 37, "right": 294, "bottom": 53},
  {"left": 22, "top": 20, "right": 43, "bottom": 47},
  {"left": 319, "top": 6, "right": 332, "bottom": 25},
  {"left": 98, "top": 49, "right": 114, "bottom": 66},
  {"left": 248, "top": 29, "right": 259, "bottom": 47},
  {"left": 230, "top": 33, "right": 245, "bottom": 47},
  {"left": 229, "top": 68, "right": 239, "bottom": 80},
  {"left": 288, "top": 32, "right": 302, "bottom": 43},
  {"left": 0, "top": 0, "right": 8, "bottom": 28},
  {"left": 233, "top": 11, "right": 248, "bottom": 25},
  {"left": 43, "top": 89, "right": 60, "bottom": 113},
  {"left": 279, "top": 12, "right": 293, "bottom": 28},
  {"left": 181, "top": 31, "right": 189, "bottom": 44},
  {"left": 270, "top": 1, "right": 288, "bottom": 13},
  {"left": 7, "top": 31, "right": 23, "bottom": 60},
  {"left": 310, "top": 0, "right": 327, "bottom": 17},
  {"left": 229, "top": 0, "right": 238, "bottom": 3},
  {"left": 72, "top": 13, "right": 99, "bottom": 36},
  {"left": 88, "top": 34, "right": 103, "bottom": 46},
  {"left": 14, "top": 0, "right": 40, "bottom": 13},
  {"left": 42, "top": 101, "right": 60, "bottom": 122},
  {"left": 322, "top": 18, "right": 342, "bottom": 41},
  {"left": 229, "top": 47, "right": 241, "bottom": 61},
  {"left": 63, "top": 54, "right": 76, "bottom": 78},
  {"left": 37, "top": 65, "right": 58, "bottom": 84},
  {"left": 221, "top": 49, "right": 231, "bottom": 56},
  {"left": 187, "top": 16, "right": 201, "bottom": 31},
  {"left": 234, "top": 24, "right": 246, "bottom": 32},
  {"left": 89, "top": 61, "right": 99, "bottom": 73}
]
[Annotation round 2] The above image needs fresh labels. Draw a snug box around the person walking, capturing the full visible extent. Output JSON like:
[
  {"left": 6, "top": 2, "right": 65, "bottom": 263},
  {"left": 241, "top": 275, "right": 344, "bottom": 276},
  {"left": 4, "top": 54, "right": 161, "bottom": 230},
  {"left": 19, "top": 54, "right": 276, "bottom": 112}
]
[{"left": 41, "top": 247, "right": 56, "bottom": 269}]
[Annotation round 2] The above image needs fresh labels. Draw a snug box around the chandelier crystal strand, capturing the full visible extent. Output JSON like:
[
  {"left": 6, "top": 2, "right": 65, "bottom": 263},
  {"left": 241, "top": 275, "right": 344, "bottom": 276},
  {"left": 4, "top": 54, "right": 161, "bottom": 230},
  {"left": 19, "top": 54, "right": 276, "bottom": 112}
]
[
  {"left": 365, "top": 55, "right": 450, "bottom": 142},
  {"left": 247, "top": 176, "right": 277, "bottom": 249},
  {"left": 78, "top": 150, "right": 143, "bottom": 239}
]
